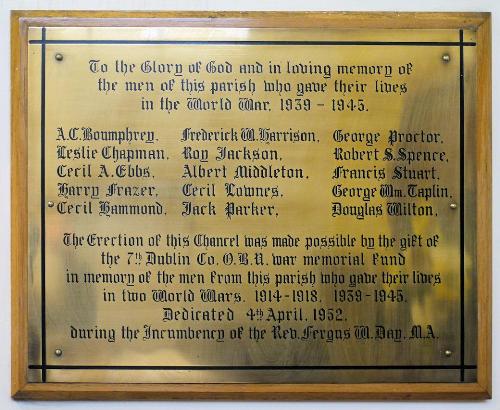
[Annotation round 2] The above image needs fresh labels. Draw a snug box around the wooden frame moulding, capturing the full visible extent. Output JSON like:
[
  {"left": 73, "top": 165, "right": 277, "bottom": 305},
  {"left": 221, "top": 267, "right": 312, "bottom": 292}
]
[{"left": 11, "top": 11, "right": 492, "bottom": 400}]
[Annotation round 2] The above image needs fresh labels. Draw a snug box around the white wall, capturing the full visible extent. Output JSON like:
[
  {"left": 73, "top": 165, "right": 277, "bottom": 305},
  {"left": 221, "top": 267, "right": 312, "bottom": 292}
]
[{"left": 1, "top": 0, "right": 498, "bottom": 409}]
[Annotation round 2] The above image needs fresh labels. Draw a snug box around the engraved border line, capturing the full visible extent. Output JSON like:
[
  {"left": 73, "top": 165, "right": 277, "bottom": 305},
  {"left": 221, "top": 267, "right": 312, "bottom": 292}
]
[{"left": 28, "top": 39, "right": 477, "bottom": 46}]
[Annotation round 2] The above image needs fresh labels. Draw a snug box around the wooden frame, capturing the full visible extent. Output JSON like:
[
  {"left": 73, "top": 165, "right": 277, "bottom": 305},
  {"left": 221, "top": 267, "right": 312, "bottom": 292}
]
[{"left": 11, "top": 11, "right": 491, "bottom": 400}]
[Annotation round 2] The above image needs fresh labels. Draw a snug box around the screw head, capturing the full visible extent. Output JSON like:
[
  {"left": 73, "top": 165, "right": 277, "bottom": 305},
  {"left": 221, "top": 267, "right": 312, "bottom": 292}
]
[
  {"left": 444, "top": 349, "right": 452, "bottom": 357},
  {"left": 47, "top": 201, "right": 54, "bottom": 208},
  {"left": 442, "top": 54, "right": 450, "bottom": 62},
  {"left": 55, "top": 53, "right": 63, "bottom": 61},
  {"left": 54, "top": 349, "right": 63, "bottom": 357},
  {"left": 449, "top": 203, "right": 458, "bottom": 209}
]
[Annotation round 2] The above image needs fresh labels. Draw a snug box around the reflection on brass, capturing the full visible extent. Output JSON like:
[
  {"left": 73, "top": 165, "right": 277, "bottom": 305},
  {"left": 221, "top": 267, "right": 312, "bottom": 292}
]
[{"left": 26, "top": 26, "right": 478, "bottom": 384}]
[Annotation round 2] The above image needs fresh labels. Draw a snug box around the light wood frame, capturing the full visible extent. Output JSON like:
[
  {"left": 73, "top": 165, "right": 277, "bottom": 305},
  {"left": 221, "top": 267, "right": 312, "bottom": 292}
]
[{"left": 11, "top": 11, "right": 492, "bottom": 400}]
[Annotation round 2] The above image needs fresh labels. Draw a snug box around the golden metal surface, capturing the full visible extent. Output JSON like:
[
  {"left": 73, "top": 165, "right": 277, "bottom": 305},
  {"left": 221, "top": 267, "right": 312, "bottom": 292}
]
[{"left": 27, "top": 26, "right": 477, "bottom": 383}]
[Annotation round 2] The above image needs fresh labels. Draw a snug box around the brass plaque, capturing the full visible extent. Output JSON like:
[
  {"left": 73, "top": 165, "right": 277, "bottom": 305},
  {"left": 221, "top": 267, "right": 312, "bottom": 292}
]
[{"left": 13, "top": 12, "right": 491, "bottom": 399}]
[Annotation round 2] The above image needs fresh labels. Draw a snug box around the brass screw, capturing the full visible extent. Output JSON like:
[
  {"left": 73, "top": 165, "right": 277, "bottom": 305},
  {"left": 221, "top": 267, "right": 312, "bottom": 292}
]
[
  {"left": 449, "top": 203, "right": 458, "bottom": 210},
  {"left": 444, "top": 349, "right": 452, "bottom": 357},
  {"left": 442, "top": 54, "right": 450, "bottom": 63},
  {"left": 55, "top": 53, "right": 64, "bottom": 61},
  {"left": 54, "top": 349, "right": 63, "bottom": 357},
  {"left": 47, "top": 201, "right": 54, "bottom": 208}
]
